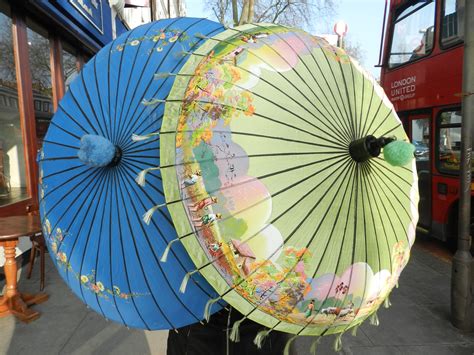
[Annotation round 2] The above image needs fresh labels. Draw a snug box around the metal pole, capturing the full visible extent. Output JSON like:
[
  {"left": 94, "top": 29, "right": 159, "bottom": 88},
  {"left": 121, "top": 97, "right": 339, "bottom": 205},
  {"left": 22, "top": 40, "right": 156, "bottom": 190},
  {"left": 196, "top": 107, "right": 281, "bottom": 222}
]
[{"left": 451, "top": 0, "right": 473, "bottom": 331}]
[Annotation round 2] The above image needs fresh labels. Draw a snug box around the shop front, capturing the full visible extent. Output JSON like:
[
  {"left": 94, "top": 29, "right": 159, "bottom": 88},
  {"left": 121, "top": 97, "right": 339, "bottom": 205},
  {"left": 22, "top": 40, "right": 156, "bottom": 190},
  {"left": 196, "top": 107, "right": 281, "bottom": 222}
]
[{"left": 0, "top": 0, "right": 129, "bottom": 219}]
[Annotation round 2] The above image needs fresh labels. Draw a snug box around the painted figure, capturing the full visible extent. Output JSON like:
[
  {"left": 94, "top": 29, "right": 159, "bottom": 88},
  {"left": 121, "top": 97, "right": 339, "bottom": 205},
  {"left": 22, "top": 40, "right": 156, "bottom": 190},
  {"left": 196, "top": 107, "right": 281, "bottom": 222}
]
[
  {"left": 305, "top": 300, "right": 315, "bottom": 318},
  {"left": 192, "top": 213, "right": 222, "bottom": 227},
  {"left": 188, "top": 196, "right": 218, "bottom": 212},
  {"left": 208, "top": 242, "right": 223, "bottom": 256},
  {"left": 181, "top": 170, "right": 201, "bottom": 188}
]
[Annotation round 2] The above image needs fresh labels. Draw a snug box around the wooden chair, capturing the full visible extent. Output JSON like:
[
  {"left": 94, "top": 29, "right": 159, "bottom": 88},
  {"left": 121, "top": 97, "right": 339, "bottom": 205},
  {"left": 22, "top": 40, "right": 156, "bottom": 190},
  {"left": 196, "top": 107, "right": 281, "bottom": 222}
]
[{"left": 26, "top": 232, "right": 46, "bottom": 291}]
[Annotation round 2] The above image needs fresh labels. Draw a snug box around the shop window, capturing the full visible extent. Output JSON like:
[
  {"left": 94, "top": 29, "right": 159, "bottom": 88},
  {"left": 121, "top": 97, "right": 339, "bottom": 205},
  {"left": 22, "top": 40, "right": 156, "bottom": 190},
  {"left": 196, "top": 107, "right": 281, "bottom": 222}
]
[
  {"left": 388, "top": 0, "right": 436, "bottom": 68},
  {"left": 26, "top": 22, "right": 53, "bottom": 149},
  {"left": 441, "top": 0, "right": 464, "bottom": 46},
  {"left": 0, "top": 9, "right": 29, "bottom": 206},
  {"left": 62, "top": 44, "right": 78, "bottom": 92}
]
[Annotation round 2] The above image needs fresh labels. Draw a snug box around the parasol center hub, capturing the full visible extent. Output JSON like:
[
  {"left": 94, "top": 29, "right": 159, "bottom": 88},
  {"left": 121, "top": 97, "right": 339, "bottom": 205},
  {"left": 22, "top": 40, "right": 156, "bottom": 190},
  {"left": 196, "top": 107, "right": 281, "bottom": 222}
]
[
  {"left": 109, "top": 146, "right": 123, "bottom": 167},
  {"left": 78, "top": 134, "right": 123, "bottom": 167},
  {"left": 349, "top": 135, "right": 393, "bottom": 163}
]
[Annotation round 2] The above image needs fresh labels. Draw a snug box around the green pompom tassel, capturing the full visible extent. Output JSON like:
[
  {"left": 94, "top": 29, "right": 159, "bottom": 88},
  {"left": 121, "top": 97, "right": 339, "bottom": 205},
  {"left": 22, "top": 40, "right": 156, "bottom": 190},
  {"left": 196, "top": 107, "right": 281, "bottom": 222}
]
[{"left": 383, "top": 140, "right": 415, "bottom": 166}]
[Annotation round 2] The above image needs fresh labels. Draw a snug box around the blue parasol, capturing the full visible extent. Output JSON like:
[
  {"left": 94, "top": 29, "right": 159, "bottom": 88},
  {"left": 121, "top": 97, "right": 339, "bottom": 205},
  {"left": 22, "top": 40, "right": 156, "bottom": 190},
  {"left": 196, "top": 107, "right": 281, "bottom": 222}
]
[{"left": 38, "top": 18, "right": 226, "bottom": 330}]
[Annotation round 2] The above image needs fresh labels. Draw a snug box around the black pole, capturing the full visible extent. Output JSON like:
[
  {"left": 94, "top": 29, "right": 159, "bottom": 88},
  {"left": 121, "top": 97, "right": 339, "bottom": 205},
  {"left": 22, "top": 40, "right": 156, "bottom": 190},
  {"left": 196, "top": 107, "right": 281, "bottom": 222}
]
[{"left": 451, "top": 0, "right": 473, "bottom": 331}]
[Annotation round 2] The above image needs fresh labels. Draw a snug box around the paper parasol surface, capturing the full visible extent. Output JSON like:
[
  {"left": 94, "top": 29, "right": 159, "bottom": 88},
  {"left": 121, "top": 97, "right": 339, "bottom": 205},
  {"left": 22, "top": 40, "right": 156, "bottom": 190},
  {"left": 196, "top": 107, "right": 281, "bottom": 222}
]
[
  {"left": 38, "top": 18, "right": 226, "bottom": 330},
  {"left": 147, "top": 23, "right": 419, "bottom": 337}
]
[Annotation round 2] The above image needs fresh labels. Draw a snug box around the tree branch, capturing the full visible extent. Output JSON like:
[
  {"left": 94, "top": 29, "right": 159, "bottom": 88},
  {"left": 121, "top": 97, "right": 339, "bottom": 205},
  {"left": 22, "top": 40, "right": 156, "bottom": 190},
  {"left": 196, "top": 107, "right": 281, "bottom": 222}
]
[
  {"left": 239, "top": 0, "right": 249, "bottom": 25},
  {"left": 232, "top": 0, "right": 239, "bottom": 26}
]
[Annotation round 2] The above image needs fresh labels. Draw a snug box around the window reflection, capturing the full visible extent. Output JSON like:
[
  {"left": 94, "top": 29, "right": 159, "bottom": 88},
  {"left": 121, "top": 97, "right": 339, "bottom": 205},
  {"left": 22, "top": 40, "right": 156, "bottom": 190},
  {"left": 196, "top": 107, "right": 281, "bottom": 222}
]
[
  {"left": 442, "top": 0, "right": 464, "bottom": 45},
  {"left": 0, "top": 11, "right": 29, "bottom": 205},
  {"left": 27, "top": 24, "right": 53, "bottom": 149},
  {"left": 438, "top": 110, "right": 466, "bottom": 172},
  {"left": 62, "top": 47, "right": 78, "bottom": 92},
  {"left": 411, "top": 118, "right": 430, "bottom": 161},
  {"left": 389, "top": 0, "right": 436, "bottom": 67}
]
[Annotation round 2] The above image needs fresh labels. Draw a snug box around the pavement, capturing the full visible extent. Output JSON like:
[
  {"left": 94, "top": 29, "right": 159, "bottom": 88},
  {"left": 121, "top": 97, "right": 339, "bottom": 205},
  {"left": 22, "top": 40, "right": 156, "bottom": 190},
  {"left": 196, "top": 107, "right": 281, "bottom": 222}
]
[{"left": 1, "top": 239, "right": 474, "bottom": 355}]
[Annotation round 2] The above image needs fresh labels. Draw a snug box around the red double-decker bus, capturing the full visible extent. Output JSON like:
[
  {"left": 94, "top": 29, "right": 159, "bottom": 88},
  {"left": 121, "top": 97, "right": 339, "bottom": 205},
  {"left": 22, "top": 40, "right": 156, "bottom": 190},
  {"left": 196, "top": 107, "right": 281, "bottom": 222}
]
[{"left": 379, "top": 0, "right": 467, "bottom": 243}]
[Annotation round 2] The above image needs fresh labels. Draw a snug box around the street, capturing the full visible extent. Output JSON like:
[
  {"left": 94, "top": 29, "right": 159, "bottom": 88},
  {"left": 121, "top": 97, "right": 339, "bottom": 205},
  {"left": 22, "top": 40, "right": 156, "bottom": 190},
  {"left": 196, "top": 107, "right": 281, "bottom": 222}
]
[{"left": 2, "top": 234, "right": 474, "bottom": 355}]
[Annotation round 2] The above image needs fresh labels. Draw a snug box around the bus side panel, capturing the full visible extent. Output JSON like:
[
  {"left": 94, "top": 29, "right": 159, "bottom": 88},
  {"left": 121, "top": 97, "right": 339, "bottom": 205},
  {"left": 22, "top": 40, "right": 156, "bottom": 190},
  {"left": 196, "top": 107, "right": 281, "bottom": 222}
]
[
  {"left": 431, "top": 174, "right": 459, "bottom": 240},
  {"left": 382, "top": 47, "right": 463, "bottom": 114}
]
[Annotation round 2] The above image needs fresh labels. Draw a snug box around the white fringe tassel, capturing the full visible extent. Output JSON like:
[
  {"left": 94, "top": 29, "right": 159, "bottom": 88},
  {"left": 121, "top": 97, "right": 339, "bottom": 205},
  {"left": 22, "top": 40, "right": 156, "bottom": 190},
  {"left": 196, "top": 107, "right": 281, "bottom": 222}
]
[
  {"left": 229, "top": 317, "right": 246, "bottom": 343},
  {"left": 136, "top": 167, "right": 160, "bottom": 186},
  {"left": 142, "top": 98, "right": 165, "bottom": 106},
  {"left": 309, "top": 336, "right": 321, "bottom": 355},
  {"left": 253, "top": 328, "right": 272, "bottom": 349},
  {"left": 204, "top": 297, "right": 221, "bottom": 322},
  {"left": 142, "top": 203, "right": 165, "bottom": 225},
  {"left": 131, "top": 132, "right": 160, "bottom": 141},
  {"left": 179, "top": 270, "right": 197, "bottom": 293},
  {"left": 333, "top": 333, "right": 343, "bottom": 352},
  {"left": 370, "top": 312, "right": 379, "bottom": 326},
  {"left": 160, "top": 238, "right": 179, "bottom": 262},
  {"left": 384, "top": 296, "right": 391, "bottom": 309},
  {"left": 154, "top": 72, "right": 176, "bottom": 80},
  {"left": 283, "top": 335, "right": 298, "bottom": 355}
]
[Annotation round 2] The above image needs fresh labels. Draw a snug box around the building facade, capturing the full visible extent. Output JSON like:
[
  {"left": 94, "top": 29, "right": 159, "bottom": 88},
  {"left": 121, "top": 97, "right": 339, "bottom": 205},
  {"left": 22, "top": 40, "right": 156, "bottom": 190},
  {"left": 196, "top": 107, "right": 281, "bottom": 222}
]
[
  {"left": 0, "top": 0, "right": 132, "bottom": 224},
  {"left": 121, "top": 0, "right": 186, "bottom": 29}
]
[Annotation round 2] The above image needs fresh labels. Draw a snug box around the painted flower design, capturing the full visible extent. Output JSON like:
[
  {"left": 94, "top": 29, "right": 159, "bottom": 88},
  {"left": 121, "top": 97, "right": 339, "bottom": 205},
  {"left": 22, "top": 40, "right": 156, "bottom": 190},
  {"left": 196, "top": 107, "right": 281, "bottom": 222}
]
[
  {"left": 58, "top": 252, "right": 67, "bottom": 263},
  {"left": 45, "top": 219, "right": 52, "bottom": 235},
  {"left": 56, "top": 228, "right": 63, "bottom": 241},
  {"left": 81, "top": 275, "right": 89, "bottom": 283}
]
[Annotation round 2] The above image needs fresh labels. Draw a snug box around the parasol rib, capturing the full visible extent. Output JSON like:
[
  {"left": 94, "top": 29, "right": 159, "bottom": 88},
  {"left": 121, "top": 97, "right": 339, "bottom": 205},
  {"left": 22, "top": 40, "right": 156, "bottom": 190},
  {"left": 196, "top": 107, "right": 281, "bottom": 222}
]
[
  {"left": 49, "top": 121, "right": 83, "bottom": 140},
  {"left": 72, "top": 170, "right": 111, "bottom": 311},
  {"left": 114, "top": 20, "right": 181, "bottom": 145},
  {"left": 116, "top": 163, "right": 227, "bottom": 309},
  {"left": 292, "top": 30, "right": 355, "bottom": 140},
  {"left": 179, "top": 158, "right": 354, "bottom": 295},
  {"left": 225, "top": 25, "right": 354, "bottom": 143},
  {"left": 112, "top": 170, "right": 153, "bottom": 329},
  {"left": 91, "top": 172, "right": 115, "bottom": 321},
  {"left": 247, "top": 23, "right": 354, "bottom": 143},
  {"left": 234, "top": 161, "right": 358, "bottom": 337},
  {"left": 57, "top": 102, "right": 97, "bottom": 136},
  {"left": 111, "top": 28, "right": 139, "bottom": 143},
  {"left": 358, "top": 83, "right": 376, "bottom": 140},
  {"left": 116, "top": 22, "right": 225, "bottom": 148}
]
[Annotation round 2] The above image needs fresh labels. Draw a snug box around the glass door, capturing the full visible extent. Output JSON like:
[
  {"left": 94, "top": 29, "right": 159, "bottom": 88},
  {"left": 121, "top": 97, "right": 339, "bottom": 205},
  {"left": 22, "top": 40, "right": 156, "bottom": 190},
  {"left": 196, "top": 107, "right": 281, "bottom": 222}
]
[
  {"left": 0, "top": 9, "right": 29, "bottom": 208},
  {"left": 409, "top": 113, "right": 431, "bottom": 228}
]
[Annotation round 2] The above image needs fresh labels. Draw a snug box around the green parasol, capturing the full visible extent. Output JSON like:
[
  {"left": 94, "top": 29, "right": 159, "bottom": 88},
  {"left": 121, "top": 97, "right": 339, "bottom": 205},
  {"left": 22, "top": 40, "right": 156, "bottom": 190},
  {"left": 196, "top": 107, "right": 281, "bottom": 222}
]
[{"left": 140, "top": 23, "right": 418, "bottom": 346}]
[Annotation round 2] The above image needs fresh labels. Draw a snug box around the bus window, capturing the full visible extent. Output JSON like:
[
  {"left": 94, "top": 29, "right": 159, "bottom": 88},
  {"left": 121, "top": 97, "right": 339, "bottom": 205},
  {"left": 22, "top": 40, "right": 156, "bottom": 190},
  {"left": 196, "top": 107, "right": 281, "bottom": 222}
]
[
  {"left": 411, "top": 118, "right": 430, "bottom": 161},
  {"left": 441, "top": 0, "right": 464, "bottom": 46},
  {"left": 438, "top": 110, "right": 462, "bottom": 172},
  {"left": 388, "top": 0, "right": 436, "bottom": 68}
]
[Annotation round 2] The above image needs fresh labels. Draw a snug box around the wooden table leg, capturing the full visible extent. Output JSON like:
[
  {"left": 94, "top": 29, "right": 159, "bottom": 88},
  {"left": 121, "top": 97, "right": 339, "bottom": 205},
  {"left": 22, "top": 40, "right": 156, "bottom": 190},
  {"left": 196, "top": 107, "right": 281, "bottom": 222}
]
[{"left": 0, "top": 239, "right": 49, "bottom": 323}]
